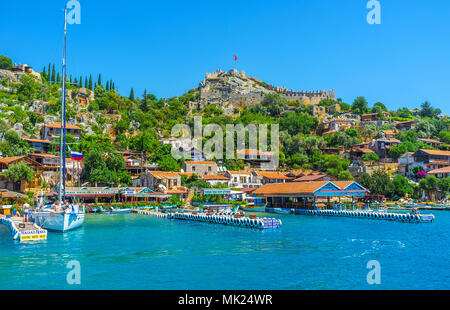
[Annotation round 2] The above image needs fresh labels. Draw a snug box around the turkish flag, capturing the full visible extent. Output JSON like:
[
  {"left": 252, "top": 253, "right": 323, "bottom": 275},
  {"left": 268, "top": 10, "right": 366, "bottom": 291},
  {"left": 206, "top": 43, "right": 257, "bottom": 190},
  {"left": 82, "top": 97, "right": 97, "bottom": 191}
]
[{"left": 234, "top": 55, "right": 237, "bottom": 61}]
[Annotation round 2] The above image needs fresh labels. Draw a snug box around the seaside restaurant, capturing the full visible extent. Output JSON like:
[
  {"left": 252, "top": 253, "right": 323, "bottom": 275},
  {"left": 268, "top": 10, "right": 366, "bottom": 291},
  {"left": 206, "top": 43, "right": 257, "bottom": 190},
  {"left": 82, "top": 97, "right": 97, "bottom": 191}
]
[
  {"left": 60, "top": 187, "right": 171, "bottom": 204},
  {"left": 252, "top": 181, "right": 369, "bottom": 210}
]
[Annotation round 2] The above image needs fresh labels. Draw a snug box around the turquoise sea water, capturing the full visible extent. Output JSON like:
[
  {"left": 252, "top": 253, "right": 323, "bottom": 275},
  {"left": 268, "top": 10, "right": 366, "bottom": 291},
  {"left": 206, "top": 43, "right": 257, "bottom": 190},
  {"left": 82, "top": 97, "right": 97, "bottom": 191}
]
[{"left": 0, "top": 211, "right": 449, "bottom": 290}]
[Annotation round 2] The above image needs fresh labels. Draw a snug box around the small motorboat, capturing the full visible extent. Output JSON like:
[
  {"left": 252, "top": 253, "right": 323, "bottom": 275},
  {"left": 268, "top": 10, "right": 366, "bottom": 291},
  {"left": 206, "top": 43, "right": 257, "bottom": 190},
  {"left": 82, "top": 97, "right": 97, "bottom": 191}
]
[
  {"left": 272, "top": 208, "right": 292, "bottom": 214},
  {"left": 107, "top": 207, "right": 132, "bottom": 214}
]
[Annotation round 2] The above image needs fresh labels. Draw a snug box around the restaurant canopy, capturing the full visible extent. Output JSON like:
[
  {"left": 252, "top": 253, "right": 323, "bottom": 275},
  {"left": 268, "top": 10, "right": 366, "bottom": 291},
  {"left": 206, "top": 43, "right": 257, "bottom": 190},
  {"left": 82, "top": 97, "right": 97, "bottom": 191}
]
[{"left": 252, "top": 181, "right": 368, "bottom": 198}]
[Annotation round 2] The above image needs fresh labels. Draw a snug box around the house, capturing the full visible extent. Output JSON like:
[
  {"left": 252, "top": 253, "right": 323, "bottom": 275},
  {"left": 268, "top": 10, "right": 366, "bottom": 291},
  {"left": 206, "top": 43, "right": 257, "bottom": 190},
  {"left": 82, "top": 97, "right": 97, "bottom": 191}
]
[
  {"left": 381, "top": 130, "right": 397, "bottom": 139},
  {"left": 225, "top": 171, "right": 261, "bottom": 188},
  {"left": 428, "top": 166, "right": 450, "bottom": 178},
  {"left": 182, "top": 161, "right": 217, "bottom": 176},
  {"left": 369, "top": 138, "right": 401, "bottom": 158},
  {"left": 350, "top": 147, "right": 376, "bottom": 160},
  {"left": 418, "top": 138, "right": 444, "bottom": 149},
  {"left": 310, "top": 105, "right": 327, "bottom": 117},
  {"left": 202, "top": 175, "right": 230, "bottom": 187},
  {"left": 41, "top": 122, "right": 82, "bottom": 141},
  {"left": 23, "top": 138, "right": 52, "bottom": 153},
  {"left": 134, "top": 171, "right": 182, "bottom": 192},
  {"left": 236, "top": 149, "right": 275, "bottom": 169},
  {"left": 321, "top": 119, "right": 355, "bottom": 134},
  {"left": 162, "top": 138, "right": 206, "bottom": 161},
  {"left": 395, "top": 121, "right": 415, "bottom": 131},
  {"left": 360, "top": 112, "right": 390, "bottom": 122},
  {"left": 412, "top": 149, "right": 450, "bottom": 172},
  {"left": 397, "top": 152, "right": 415, "bottom": 176},
  {"left": 28, "top": 153, "right": 82, "bottom": 186},
  {"left": 327, "top": 104, "right": 341, "bottom": 114},
  {"left": 10, "top": 64, "right": 41, "bottom": 80},
  {"left": 253, "top": 171, "right": 291, "bottom": 185},
  {"left": 0, "top": 156, "right": 41, "bottom": 192},
  {"left": 293, "top": 174, "right": 333, "bottom": 182}
]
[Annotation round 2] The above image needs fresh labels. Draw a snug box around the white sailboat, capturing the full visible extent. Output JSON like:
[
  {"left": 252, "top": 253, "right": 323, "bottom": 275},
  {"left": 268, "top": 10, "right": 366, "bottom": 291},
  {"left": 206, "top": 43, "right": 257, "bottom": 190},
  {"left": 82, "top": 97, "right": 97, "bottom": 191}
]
[{"left": 33, "top": 7, "right": 85, "bottom": 232}]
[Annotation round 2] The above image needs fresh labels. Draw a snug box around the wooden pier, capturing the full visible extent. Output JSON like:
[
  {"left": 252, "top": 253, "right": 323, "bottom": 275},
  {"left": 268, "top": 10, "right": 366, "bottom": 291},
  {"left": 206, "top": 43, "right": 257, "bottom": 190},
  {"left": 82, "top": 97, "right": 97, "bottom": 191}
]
[{"left": 0, "top": 216, "right": 47, "bottom": 242}]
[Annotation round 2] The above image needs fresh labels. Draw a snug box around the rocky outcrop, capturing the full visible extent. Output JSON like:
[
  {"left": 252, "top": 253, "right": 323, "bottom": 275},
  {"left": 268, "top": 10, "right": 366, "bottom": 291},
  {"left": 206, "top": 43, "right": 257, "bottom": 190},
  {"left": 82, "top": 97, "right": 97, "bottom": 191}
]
[{"left": 198, "top": 69, "right": 335, "bottom": 112}]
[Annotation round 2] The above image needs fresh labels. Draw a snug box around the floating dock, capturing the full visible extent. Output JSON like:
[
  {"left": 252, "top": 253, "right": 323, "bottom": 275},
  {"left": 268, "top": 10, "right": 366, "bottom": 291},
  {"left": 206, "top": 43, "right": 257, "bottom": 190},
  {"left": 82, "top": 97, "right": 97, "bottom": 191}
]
[
  {"left": 294, "top": 209, "right": 434, "bottom": 223},
  {"left": 0, "top": 216, "right": 47, "bottom": 242},
  {"left": 133, "top": 210, "right": 282, "bottom": 229}
]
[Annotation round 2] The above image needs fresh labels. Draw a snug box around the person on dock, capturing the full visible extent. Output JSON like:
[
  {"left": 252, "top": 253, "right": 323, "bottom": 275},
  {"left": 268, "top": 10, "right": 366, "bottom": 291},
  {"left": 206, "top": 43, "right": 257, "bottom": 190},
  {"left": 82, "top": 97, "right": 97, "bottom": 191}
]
[{"left": 23, "top": 202, "right": 30, "bottom": 223}]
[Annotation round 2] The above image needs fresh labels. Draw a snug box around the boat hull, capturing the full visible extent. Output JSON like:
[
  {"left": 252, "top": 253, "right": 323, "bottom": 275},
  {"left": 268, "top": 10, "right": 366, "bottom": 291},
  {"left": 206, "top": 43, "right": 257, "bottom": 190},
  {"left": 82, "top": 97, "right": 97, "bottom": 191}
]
[
  {"left": 32, "top": 211, "right": 85, "bottom": 232},
  {"left": 108, "top": 209, "right": 132, "bottom": 214},
  {"left": 239, "top": 206, "right": 266, "bottom": 212}
]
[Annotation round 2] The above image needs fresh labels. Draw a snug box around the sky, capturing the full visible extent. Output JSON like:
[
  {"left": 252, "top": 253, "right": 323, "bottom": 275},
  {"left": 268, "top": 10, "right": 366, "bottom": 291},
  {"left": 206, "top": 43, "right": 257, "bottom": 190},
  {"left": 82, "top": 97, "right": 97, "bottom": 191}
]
[{"left": 1, "top": 0, "right": 450, "bottom": 113}]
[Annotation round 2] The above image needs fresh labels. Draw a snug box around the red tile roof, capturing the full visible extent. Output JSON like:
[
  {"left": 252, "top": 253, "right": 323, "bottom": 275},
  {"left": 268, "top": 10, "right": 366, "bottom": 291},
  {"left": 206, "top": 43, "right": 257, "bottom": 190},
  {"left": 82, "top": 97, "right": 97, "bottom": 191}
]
[
  {"left": 45, "top": 122, "right": 82, "bottom": 130},
  {"left": 253, "top": 181, "right": 329, "bottom": 196}
]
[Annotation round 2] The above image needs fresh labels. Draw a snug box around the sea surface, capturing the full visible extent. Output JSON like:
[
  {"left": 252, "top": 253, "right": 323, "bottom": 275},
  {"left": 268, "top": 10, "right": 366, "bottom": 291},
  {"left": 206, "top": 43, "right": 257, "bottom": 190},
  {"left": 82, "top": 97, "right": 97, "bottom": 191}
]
[{"left": 0, "top": 211, "right": 449, "bottom": 290}]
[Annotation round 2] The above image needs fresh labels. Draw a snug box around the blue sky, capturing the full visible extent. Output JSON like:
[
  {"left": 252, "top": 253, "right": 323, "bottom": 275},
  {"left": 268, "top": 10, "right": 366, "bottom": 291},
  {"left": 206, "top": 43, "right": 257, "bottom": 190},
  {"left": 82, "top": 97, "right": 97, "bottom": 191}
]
[{"left": 1, "top": 0, "right": 450, "bottom": 113}]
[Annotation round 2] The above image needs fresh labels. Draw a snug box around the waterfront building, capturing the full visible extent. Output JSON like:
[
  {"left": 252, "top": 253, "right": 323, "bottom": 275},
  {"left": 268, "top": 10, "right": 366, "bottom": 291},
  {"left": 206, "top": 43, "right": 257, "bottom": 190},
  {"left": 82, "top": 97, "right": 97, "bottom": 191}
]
[
  {"left": 134, "top": 171, "right": 182, "bottom": 192},
  {"left": 182, "top": 161, "right": 218, "bottom": 176},
  {"left": 225, "top": 171, "right": 261, "bottom": 188},
  {"left": 0, "top": 156, "right": 41, "bottom": 192},
  {"left": 252, "top": 181, "right": 368, "bottom": 209},
  {"left": 253, "top": 171, "right": 292, "bottom": 185},
  {"left": 201, "top": 175, "right": 230, "bottom": 187}
]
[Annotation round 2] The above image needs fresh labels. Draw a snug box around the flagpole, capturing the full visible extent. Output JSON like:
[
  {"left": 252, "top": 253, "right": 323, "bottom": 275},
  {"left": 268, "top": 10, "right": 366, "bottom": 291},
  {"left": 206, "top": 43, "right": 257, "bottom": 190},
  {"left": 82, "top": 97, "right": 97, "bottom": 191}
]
[{"left": 59, "top": 8, "right": 68, "bottom": 203}]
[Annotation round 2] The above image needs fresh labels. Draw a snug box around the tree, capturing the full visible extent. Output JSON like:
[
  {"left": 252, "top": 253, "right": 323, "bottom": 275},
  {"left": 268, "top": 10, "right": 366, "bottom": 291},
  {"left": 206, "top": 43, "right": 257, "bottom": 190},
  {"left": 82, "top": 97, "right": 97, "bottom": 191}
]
[
  {"left": 419, "top": 101, "right": 440, "bottom": 118},
  {"left": 358, "top": 170, "right": 395, "bottom": 197},
  {"left": 1, "top": 162, "right": 34, "bottom": 184},
  {"left": 260, "top": 93, "right": 288, "bottom": 117},
  {"left": 17, "top": 74, "right": 39, "bottom": 101},
  {"left": 0, "top": 55, "right": 13, "bottom": 70},
  {"left": 280, "top": 112, "right": 318, "bottom": 135},
  {"left": 51, "top": 64, "right": 56, "bottom": 84},
  {"left": 352, "top": 96, "right": 368, "bottom": 114},
  {"left": 129, "top": 88, "right": 135, "bottom": 101},
  {"left": 97, "top": 74, "right": 102, "bottom": 86},
  {"left": 372, "top": 102, "right": 387, "bottom": 113},
  {"left": 140, "top": 89, "right": 148, "bottom": 112},
  {"left": 362, "top": 152, "right": 379, "bottom": 161},
  {"left": 88, "top": 74, "right": 93, "bottom": 90},
  {"left": 338, "top": 170, "right": 354, "bottom": 180},
  {"left": 388, "top": 144, "right": 408, "bottom": 159},
  {"left": 392, "top": 175, "right": 414, "bottom": 197}
]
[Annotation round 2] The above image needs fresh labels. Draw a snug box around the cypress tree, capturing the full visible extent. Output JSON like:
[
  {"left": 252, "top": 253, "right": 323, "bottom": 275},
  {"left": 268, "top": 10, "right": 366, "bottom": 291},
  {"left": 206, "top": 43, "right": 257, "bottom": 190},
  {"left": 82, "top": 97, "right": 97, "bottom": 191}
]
[
  {"left": 106, "top": 81, "right": 109, "bottom": 91},
  {"left": 88, "top": 75, "right": 93, "bottom": 90},
  {"left": 48, "top": 64, "right": 51, "bottom": 82},
  {"left": 84, "top": 77, "right": 88, "bottom": 88},
  {"left": 97, "top": 74, "right": 102, "bottom": 86},
  {"left": 52, "top": 64, "right": 56, "bottom": 84},
  {"left": 129, "top": 88, "right": 135, "bottom": 101},
  {"left": 69, "top": 75, "right": 72, "bottom": 83},
  {"left": 56, "top": 72, "right": 61, "bottom": 84},
  {"left": 112, "top": 81, "right": 115, "bottom": 91},
  {"left": 42, "top": 67, "right": 47, "bottom": 81},
  {"left": 79, "top": 76, "right": 83, "bottom": 88},
  {"left": 141, "top": 89, "right": 148, "bottom": 112}
]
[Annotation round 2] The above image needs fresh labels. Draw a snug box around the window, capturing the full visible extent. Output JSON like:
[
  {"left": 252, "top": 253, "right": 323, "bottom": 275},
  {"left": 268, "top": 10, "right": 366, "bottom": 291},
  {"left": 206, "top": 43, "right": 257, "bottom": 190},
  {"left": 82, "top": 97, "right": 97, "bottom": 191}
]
[
  {"left": 192, "top": 166, "right": 196, "bottom": 171},
  {"left": 208, "top": 166, "right": 212, "bottom": 171}
]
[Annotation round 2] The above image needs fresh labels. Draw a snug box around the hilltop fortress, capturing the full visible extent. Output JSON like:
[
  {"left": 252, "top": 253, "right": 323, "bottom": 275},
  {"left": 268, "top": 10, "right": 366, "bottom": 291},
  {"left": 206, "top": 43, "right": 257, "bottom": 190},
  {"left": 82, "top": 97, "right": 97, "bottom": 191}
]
[{"left": 198, "top": 69, "right": 335, "bottom": 108}]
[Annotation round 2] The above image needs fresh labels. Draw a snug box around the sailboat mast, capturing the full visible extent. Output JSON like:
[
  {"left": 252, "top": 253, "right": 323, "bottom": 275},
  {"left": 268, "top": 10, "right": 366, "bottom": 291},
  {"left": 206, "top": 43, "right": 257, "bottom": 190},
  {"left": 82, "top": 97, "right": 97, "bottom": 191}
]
[{"left": 59, "top": 8, "right": 68, "bottom": 203}]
